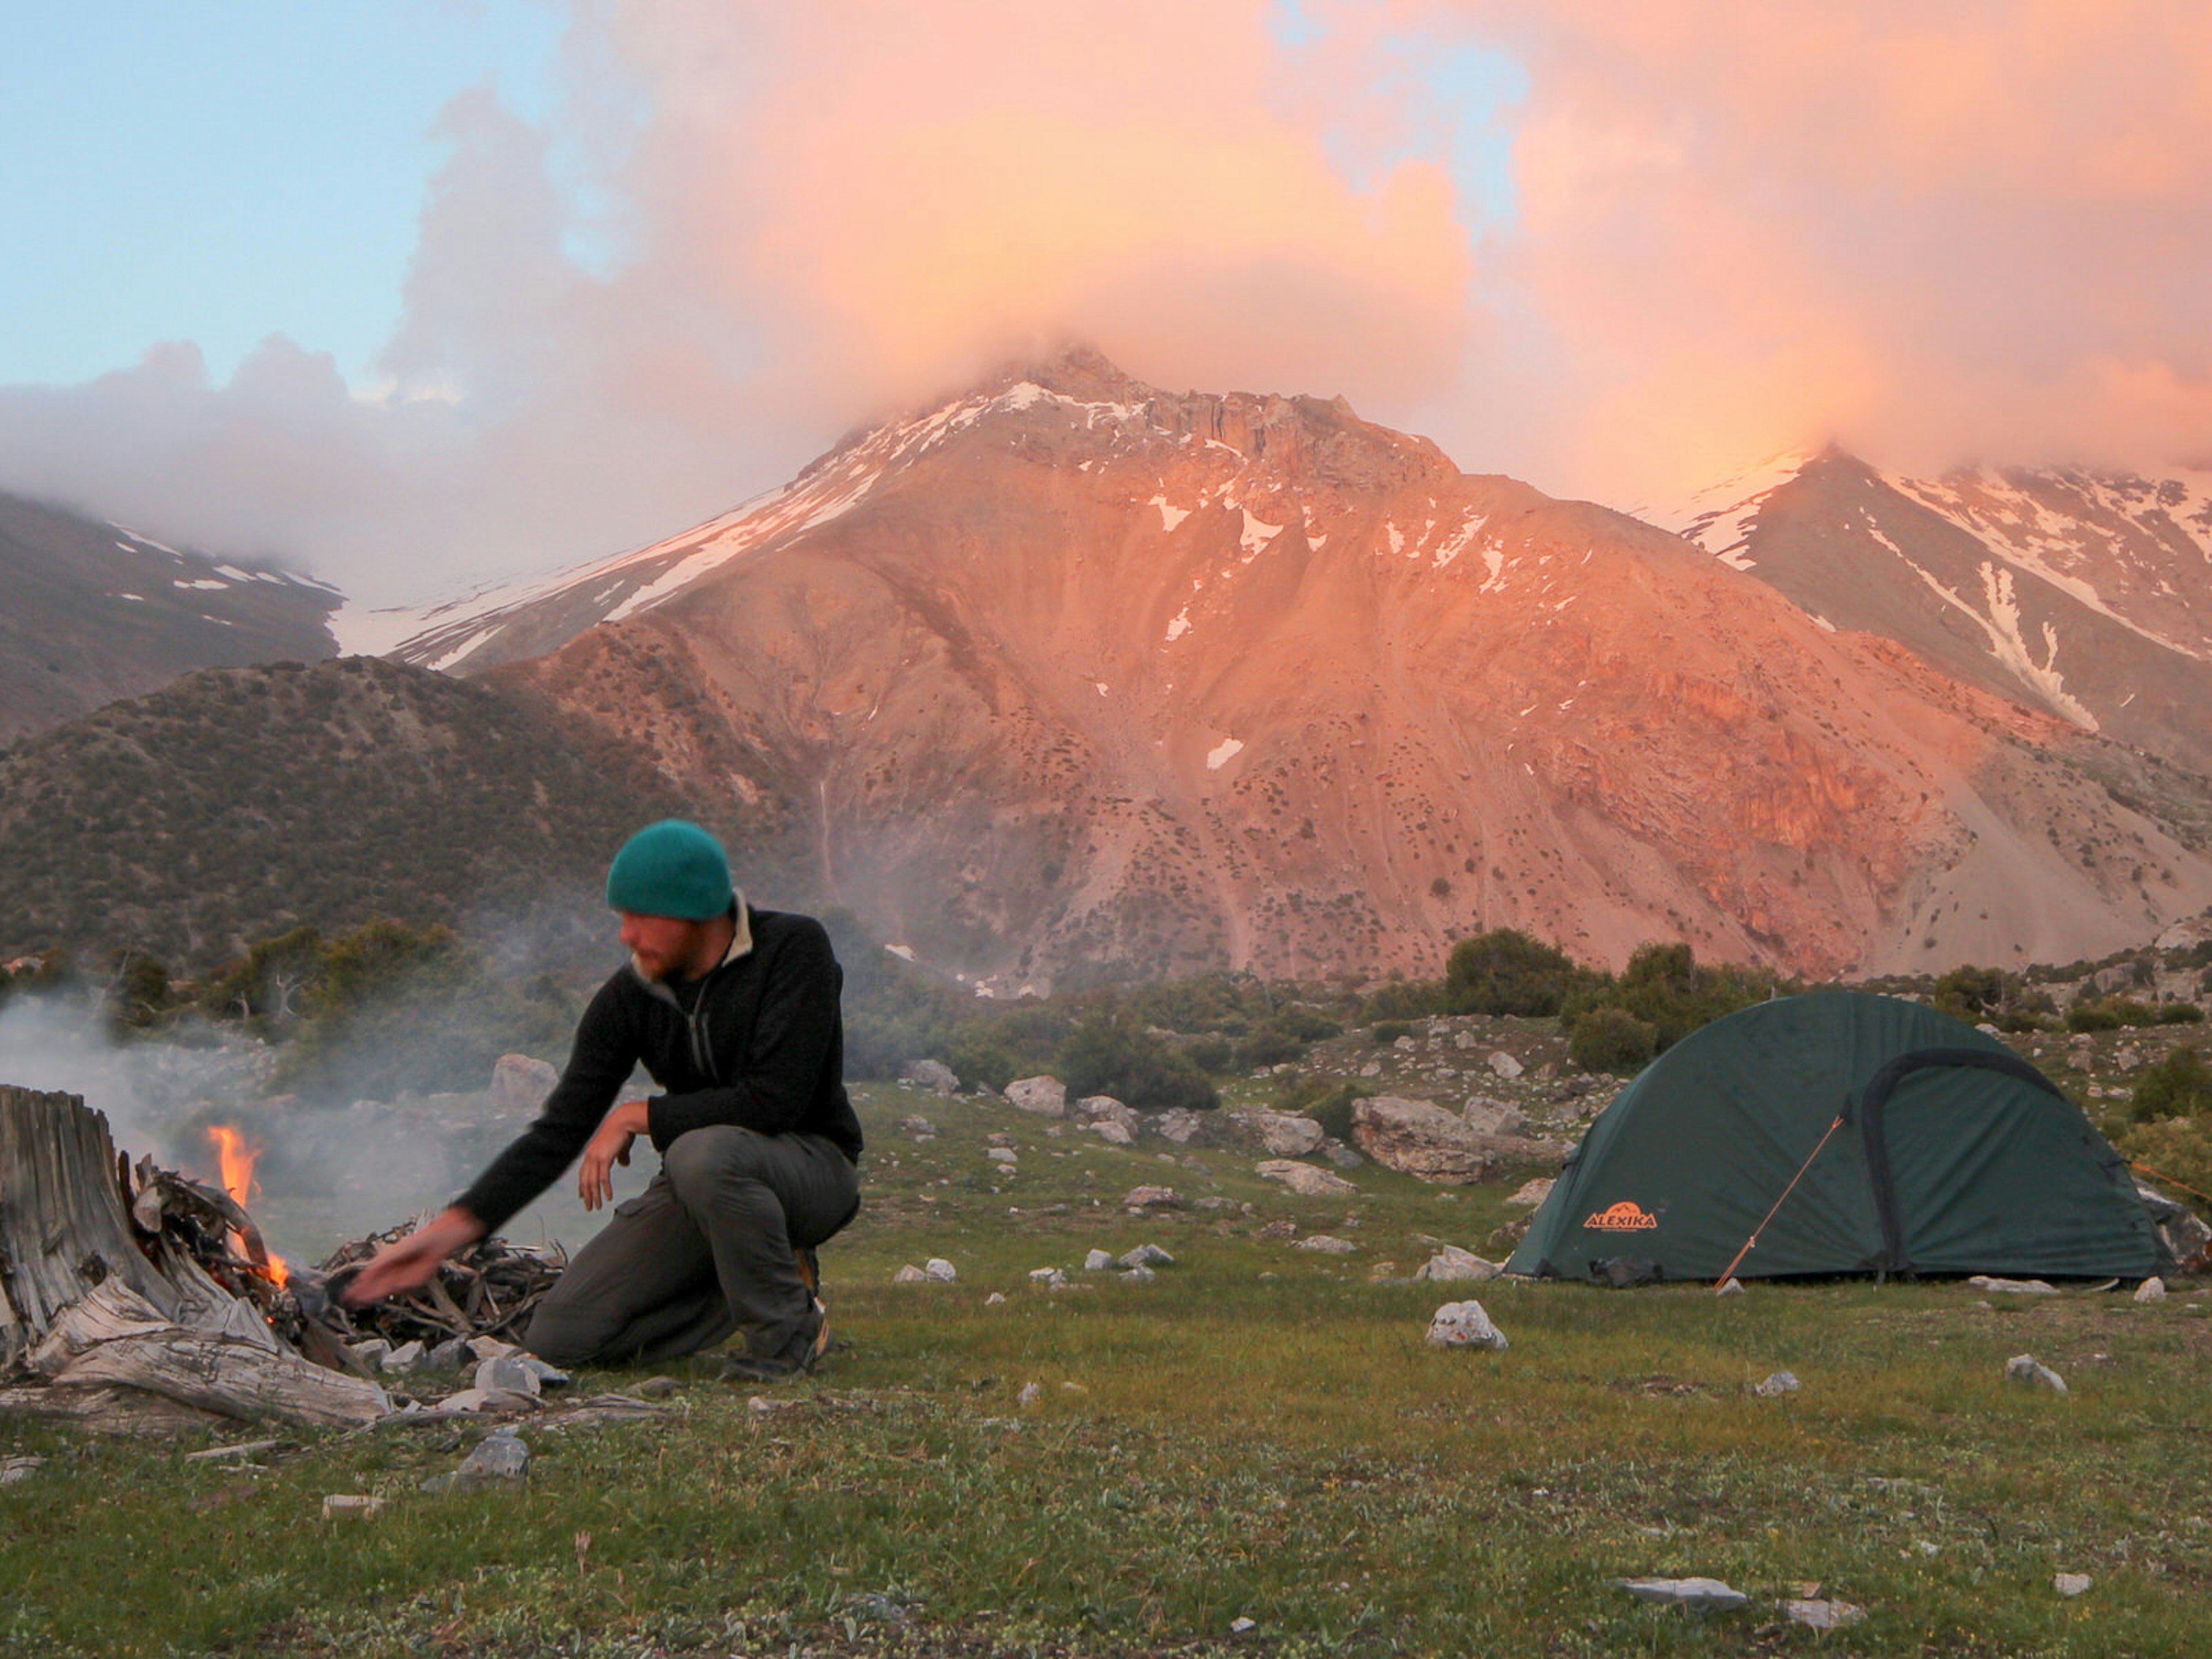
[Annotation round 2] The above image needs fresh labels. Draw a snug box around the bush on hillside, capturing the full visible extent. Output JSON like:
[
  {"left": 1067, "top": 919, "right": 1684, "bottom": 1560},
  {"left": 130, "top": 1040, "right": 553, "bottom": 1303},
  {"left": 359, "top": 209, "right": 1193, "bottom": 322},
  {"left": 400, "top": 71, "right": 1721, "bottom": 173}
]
[
  {"left": 1569, "top": 1006, "right": 1657, "bottom": 1075},
  {"left": 2069, "top": 997, "right": 2158, "bottom": 1032},
  {"left": 2130, "top": 1047, "right": 2212, "bottom": 1124},
  {"left": 1272, "top": 1074, "right": 1373, "bottom": 1144},
  {"left": 1563, "top": 942, "right": 1787, "bottom": 1055},
  {"left": 2155, "top": 1002, "right": 2205, "bottom": 1024},
  {"left": 1372, "top": 1021, "right": 1414, "bottom": 1046},
  {"left": 2118, "top": 1118, "right": 2212, "bottom": 1221},
  {"left": 1443, "top": 928, "right": 1595, "bottom": 1018},
  {"left": 1059, "top": 1011, "right": 1219, "bottom": 1112}
]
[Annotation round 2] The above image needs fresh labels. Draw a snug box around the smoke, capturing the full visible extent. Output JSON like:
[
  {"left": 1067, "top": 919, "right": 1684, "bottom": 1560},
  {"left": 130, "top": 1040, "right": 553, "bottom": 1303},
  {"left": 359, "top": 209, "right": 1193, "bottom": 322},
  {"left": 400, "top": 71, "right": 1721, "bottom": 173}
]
[{"left": 3, "top": 2, "right": 2209, "bottom": 596}]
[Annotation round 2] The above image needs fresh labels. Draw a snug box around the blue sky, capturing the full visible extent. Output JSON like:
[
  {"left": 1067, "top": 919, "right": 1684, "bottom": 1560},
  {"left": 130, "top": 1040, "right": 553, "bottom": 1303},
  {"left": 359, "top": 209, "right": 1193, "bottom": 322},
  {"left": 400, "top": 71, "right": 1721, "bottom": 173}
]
[{"left": 0, "top": 0, "right": 565, "bottom": 388}]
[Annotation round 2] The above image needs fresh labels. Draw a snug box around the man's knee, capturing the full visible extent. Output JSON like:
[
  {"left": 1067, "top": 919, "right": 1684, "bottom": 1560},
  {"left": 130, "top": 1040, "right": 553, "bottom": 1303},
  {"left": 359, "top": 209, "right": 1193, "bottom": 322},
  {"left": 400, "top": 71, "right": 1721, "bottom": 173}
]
[
  {"left": 524, "top": 1282, "right": 614, "bottom": 1368},
  {"left": 662, "top": 1123, "right": 772, "bottom": 1202}
]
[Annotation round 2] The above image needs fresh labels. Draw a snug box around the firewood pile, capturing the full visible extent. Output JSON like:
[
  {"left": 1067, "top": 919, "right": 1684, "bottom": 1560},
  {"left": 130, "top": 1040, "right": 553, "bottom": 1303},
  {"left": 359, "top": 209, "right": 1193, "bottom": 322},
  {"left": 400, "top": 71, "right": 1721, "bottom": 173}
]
[{"left": 0, "top": 1084, "right": 570, "bottom": 1434}]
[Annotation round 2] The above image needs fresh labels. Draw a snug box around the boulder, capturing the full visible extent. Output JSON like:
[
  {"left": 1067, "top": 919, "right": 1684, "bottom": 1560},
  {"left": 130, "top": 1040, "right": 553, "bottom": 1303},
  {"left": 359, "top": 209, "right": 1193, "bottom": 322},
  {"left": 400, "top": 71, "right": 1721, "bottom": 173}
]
[
  {"left": 1781, "top": 1599, "right": 1864, "bottom": 1631},
  {"left": 1425, "top": 1300, "right": 1509, "bottom": 1350},
  {"left": 1255, "top": 1160, "right": 1359, "bottom": 1197},
  {"left": 923, "top": 1257, "right": 958, "bottom": 1282},
  {"left": 1968, "top": 1275, "right": 2058, "bottom": 1294},
  {"left": 1122, "top": 1185, "right": 1182, "bottom": 1210},
  {"left": 1234, "top": 1108, "right": 1325, "bottom": 1157},
  {"left": 1120, "top": 1244, "right": 1174, "bottom": 1269},
  {"left": 1618, "top": 1578, "right": 1745, "bottom": 1610},
  {"left": 1351, "top": 1095, "right": 1565, "bottom": 1184},
  {"left": 1153, "top": 1108, "right": 1207, "bottom": 1144},
  {"left": 490, "top": 1054, "right": 559, "bottom": 1117},
  {"left": 893, "top": 1264, "right": 927, "bottom": 1283},
  {"left": 1084, "top": 1118, "right": 1136, "bottom": 1146},
  {"left": 1004, "top": 1076, "right": 1067, "bottom": 1116},
  {"left": 1322, "top": 1138, "right": 1363, "bottom": 1169},
  {"left": 1083, "top": 1249, "right": 1115, "bottom": 1271},
  {"left": 1295, "top": 1234, "right": 1358, "bottom": 1254},
  {"left": 2134, "top": 1277, "right": 2167, "bottom": 1302},
  {"left": 1076, "top": 1094, "right": 1139, "bottom": 1130},
  {"left": 1505, "top": 1176, "right": 1554, "bottom": 1207},
  {"left": 900, "top": 1058, "right": 959, "bottom": 1096},
  {"left": 1486, "top": 1051, "right": 1524, "bottom": 1080},
  {"left": 2005, "top": 1353, "right": 2068, "bottom": 1395},
  {"left": 900, "top": 1115, "right": 937, "bottom": 1135},
  {"left": 2054, "top": 1573, "right": 2093, "bottom": 1598},
  {"left": 1415, "top": 1246, "right": 1499, "bottom": 1282},
  {"left": 1462, "top": 1097, "right": 1529, "bottom": 1137},
  {"left": 1753, "top": 1370, "right": 1800, "bottom": 1397}
]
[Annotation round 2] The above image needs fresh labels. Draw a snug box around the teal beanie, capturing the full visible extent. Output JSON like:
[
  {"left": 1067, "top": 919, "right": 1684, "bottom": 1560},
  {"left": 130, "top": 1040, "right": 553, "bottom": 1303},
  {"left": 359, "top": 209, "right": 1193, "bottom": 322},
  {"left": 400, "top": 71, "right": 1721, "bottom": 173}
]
[{"left": 605, "top": 820, "right": 734, "bottom": 921}]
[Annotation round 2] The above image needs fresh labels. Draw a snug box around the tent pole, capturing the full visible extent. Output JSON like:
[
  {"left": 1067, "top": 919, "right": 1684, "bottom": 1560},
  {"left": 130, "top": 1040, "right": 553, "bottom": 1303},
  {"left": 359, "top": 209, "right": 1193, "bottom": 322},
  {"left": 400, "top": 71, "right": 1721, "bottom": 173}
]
[{"left": 1713, "top": 1113, "right": 1847, "bottom": 1291}]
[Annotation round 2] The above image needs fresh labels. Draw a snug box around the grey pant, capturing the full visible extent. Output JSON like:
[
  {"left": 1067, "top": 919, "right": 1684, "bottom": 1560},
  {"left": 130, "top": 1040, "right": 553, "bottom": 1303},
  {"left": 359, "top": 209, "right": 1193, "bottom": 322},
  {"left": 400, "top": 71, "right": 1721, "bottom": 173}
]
[{"left": 524, "top": 1126, "right": 859, "bottom": 1368}]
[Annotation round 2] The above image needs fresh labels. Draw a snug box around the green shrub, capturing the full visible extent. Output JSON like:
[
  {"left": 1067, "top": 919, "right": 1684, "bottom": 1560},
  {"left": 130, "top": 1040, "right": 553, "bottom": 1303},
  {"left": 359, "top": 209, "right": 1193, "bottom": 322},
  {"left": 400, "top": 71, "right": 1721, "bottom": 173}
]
[
  {"left": 1236, "top": 1025, "right": 1305, "bottom": 1070},
  {"left": 1372, "top": 1021, "right": 1414, "bottom": 1046},
  {"left": 1059, "top": 1011, "right": 1219, "bottom": 1112},
  {"left": 1562, "top": 942, "right": 1787, "bottom": 1055},
  {"left": 942, "top": 1033, "right": 1018, "bottom": 1094},
  {"left": 2155, "top": 1002, "right": 2206, "bottom": 1025},
  {"left": 1442, "top": 929, "right": 1592, "bottom": 1018},
  {"left": 1272, "top": 1075, "right": 1370, "bottom": 1143},
  {"left": 1569, "top": 1006, "right": 1656, "bottom": 1075},
  {"left": 1185, "top": 1035, "right": 1237, "bottom": 1074},
  {"left": 2130, "top": 1047, "right": 2212, "bottom": 1123},
  {"left": 2067, "top": 1003, "right": 2122, "bottom": 1032},
  {"left": 2118, "top": 1116, "right": 2212, "bottom": 1213}
]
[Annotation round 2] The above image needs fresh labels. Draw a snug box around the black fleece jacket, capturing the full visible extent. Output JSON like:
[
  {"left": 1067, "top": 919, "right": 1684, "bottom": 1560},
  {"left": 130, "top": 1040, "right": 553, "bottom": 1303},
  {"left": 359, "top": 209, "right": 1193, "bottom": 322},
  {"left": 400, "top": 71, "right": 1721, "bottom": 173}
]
[{"left": 454, "top": 903, "right": 863, "bottom": 1235}]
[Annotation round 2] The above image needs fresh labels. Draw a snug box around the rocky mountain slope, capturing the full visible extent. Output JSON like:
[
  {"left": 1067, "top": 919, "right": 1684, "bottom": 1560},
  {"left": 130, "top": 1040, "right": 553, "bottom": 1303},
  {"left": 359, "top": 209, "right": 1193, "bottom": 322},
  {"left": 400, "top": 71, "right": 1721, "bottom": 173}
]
[
  {"left": 358, "top": 349, "right": 2212, "bottom": 990},
  {"left": 1650, "top": 449, "right": 2212, "bottom": 774},
  {"left": 0, "top": 489, "right": 339, "bottom": 741},
  {"left": 0, "top": 657, "right": 694, "bottom": 972}
]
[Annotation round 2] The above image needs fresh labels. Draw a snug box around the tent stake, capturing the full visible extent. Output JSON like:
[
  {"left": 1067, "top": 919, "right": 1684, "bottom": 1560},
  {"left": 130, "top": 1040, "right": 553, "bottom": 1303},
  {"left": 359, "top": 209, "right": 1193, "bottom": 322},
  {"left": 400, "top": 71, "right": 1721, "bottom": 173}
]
[{"left": 1714, "top": 1113, "right": 1847, "bottom": 1291}]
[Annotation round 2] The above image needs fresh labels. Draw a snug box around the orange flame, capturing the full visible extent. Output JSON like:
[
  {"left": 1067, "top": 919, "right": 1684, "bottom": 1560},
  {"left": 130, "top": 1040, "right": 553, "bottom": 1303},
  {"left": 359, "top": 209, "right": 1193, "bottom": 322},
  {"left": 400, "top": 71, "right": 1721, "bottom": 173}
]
[{"left": 206, "top": 1126, "right": 288, "bottom": 1287}]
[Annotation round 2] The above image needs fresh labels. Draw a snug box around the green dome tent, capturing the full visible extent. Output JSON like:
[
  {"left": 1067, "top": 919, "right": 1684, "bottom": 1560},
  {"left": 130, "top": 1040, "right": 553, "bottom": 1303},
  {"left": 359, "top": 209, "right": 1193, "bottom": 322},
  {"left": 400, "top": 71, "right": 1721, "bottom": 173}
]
[{"left": 1506, "top": 991, "right": 2161, "bottom": 1283}]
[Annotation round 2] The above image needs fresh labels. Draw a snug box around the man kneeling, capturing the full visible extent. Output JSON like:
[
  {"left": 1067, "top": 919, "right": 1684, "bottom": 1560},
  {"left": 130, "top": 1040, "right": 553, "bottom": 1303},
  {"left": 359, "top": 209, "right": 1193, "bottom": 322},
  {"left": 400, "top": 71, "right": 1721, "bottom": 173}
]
[{"left": 346, "top": 820, "right": 863, "bottom": 1380}]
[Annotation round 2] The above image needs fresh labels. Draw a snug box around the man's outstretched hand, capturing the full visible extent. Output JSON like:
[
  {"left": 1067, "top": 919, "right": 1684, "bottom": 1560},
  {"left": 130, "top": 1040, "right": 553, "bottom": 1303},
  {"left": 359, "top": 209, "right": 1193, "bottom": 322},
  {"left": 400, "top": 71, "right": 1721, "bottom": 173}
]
[
  {"left": 342, "top": 1207, "right": 487, "bottom": 1306},
  {"left": 581, "top": 1098, "right": 651, "bottom": 1211}
]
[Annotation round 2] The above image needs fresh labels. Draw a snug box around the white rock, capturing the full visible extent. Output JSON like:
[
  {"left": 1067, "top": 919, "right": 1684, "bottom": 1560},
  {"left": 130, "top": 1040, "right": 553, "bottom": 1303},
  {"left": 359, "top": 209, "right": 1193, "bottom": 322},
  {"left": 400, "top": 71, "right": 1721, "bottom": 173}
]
[
  {"left": 1296, "top": 1234, "right": 1358, "bottom": 1254},
  {"left": 900, "top": 1058, "right": 959, "bottom": 1095},
  {"left": 1505, "top": 1177, "right": 1554, "bottom": 1208},
  {"left": 1715, "top": 1278, "right": 1745, "bottom": 1298},
  {"left": 924, "top": 1257, "right": 958, "bottom": 1282},
  {"left": 1004, "top": 1075, "right": 1068, "bottom": 1116},
  {"left": 321, "top": 1494, "right": 385, "bottom": 1521},
  {"left": 1415, "top": 1245, "right": 1499, "bottom": 1282},
  {"left": 1120, "top": 1244, "right": 1174, "bottom": 1268},
  {"left": 1229, "top": 1617, "right": 1257, "bottom": 1634},
  {"left": 1255, "top": 1159, "right": 1359, "bottom": 1197},
  {"left": 1753, "top": 1370, "right": 1801, "bottom": 1397},
  {"left": 1154, "top": 1108, "right": 1206, "bottom": 1144},
  {"left": 1086, "top": 1119, "right": 1135, "bottom": 1145},
  {"left": 475, "top": 1354, "right": 542, "bottom": 1397},
  {"left": 490, "top": 1052, "right": 559, "bottom": 1116},
  {"left": 1969, "top": 1275, "right": 2058, "bottom": 1294},
  {"left": 900, "top": 1115, "right": 937, "bottom": 1135},
  {"left": 1084, "top": 1249, "right": 1115, "bottom": 1271},
  {"left": 0, "top": 1456, "right": 42, "bottom": 1485},
  {"left": 2005, "top": 1354, "right": 2068, "bottom": 1395},
  {"left": 1425, "top": 1300, "right": 1509, "bottom": 1350},
  {"left": 2054, "top": 1573, "right": 2092, "bottom": 1597},
  {"left": 1461, "top": 1096, "right": 1529, "bottom": 1136},
  {"left": 2134, "top": 1277, "right": 2167, "bottom": 1303},
  {"left": 1029, "top": 1267, "right": 1066, "bottom": 1287},
  {"left": 1618, "top": 1577, "right": 1744, "bottom": 1609},
  {"left": 1487, "top": 1051, "right": 1524, "bottom": 1080},
  {"left": 467, "top": 1336, "right": 517, "bottom": 1361},
  {"left": 344, "top": 1338, "right": 392, "bottom": 1373},
  {"left": 1017, "top": 1381, "right": 1041, "bottom": 1407},
  {"left": 1122, "top": 1185, "right": 1181, "bottom": 1210},
  {"left": 1782, "top": 1599, "right": 1864, "bottom": 1630},
  {"left": 986, "top": 1147, "right": 1018, "bottom": 1164},
  {"left": 984, "top": 1292, "right": 1007, "bottom": 1306},
  {"left": 1238, "top": 1108, "right": 1325, "bottom": 1157},
  {"left": 894, "top": 1264, "right": 927, "bottom": 1283},
  {"left": 1124, "top": 1264, "right": 1157, "bottom": 1283},
  {"left": 380, "top": 1340, "right": 426, "bottom": 1374}
]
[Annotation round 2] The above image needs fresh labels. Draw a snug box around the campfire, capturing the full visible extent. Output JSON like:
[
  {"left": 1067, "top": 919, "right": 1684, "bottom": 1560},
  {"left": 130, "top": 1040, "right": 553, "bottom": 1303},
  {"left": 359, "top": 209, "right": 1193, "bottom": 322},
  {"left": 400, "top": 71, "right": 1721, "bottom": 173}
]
[{"left": 0, "top": 1084, "right": 567, "bottom": 1433}]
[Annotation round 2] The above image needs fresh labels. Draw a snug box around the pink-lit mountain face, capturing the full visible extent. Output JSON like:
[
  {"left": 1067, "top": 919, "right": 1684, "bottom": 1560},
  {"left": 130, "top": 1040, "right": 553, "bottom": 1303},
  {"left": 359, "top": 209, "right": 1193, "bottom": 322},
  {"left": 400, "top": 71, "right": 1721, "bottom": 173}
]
[{"left": 390, "top": 351, "right": 2212, "bottom": 990}]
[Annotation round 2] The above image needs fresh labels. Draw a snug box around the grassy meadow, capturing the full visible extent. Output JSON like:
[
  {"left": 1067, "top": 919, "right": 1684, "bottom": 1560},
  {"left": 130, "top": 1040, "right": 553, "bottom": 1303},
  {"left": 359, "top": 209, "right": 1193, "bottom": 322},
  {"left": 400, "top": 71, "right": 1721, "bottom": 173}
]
[{"left": 2, "top": 1081, "right": 2209, "bottom": 1658}]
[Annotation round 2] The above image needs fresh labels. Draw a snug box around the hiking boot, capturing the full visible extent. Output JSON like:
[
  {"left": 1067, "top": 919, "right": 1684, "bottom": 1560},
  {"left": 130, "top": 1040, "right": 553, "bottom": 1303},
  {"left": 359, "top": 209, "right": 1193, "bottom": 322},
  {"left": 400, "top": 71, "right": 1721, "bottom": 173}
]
[{"left": 718, "top": 1298, "right": 830, "bottom": 1384}]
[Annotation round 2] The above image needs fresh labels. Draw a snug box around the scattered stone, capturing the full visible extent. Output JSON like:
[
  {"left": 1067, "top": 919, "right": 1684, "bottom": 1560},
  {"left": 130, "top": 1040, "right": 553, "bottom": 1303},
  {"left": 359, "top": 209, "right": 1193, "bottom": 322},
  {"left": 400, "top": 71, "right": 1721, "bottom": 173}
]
[
  {"left": 1618, "top": 1577, "right": 1745, "bottom": 1609},
  {"left": 2054, "top": 1572, "right": 2093, "bottom": 1598},
  {"left": 635, "top": 1377, "right": 681, "bottom": 1399},
  {"left": 984, "top": 1292, "right": 1007, "bottom": 1306},
  {"left": 321, "top": 1494, "right": 385, "bottom": 1520},
  {"left": 1123, "top": 1264, "right": 1156, "bottom": 1283},
  {"left": 1460, "top": 1096, "right": 1529, "bottom": 1136},
  {"left": 1029, "top": 1267, "right": 1067, "bottom": 1287},
  {"left": 380, "top": 1340, "right": 425, "bottom": 1374},
  {"left": 1753, "top": 1370, "right": 1801, "bottom": 1397},
  {"left": 924, "top": 1257, "right": 958, "bottom": 1282},
  {"left": 1122, "top": 1185, "right": 1181, "bottom": 1210},
  {"left": 1782, "top": 1599, "right": 1865, "bottom": 1630},
  {"left": 1969, "top": 1275, "right": 2058, "bottom": 1294},
  {"left": 1254, "top": 1218, "right": 1298, "bottom": 1240},
  {"left": 1415, "top": 1245, "right": 1499, "bottom": 1282},
  {"left": 2116, "top": 1044, "right": 2143, "bottom": 1073},
  {"left": 1229, "top": 1616, "right": 1257, "bottom": 1635},
  {"left": 1154, "top": 1109, "right": 1206, "bottom": 1144},
  {"left": 986, "top": 1147, "right": 1018, "bottom": 1165},
  {"left": 1296, "top": 1234, "right": 1358, "bottom": 1254},
  {"left": 1487, "top": 1051, "right": 1524, "bottom": 1080},
  {"left": 2134, "top": 1277, "right": 2167, "bottom": 1303},
  {"left": 424, "top": 1429, "right": 531, "bottom": 1494},
  {"left": 900, "top": 1115, "right": 937, "bottom": 1135},
  {"left": 1359, "top": 1061, "right": 1383, "bottom": 1078},
  {"left": 1715, "top": 1278, "right": 1745, "bottom": 1298},
  {"left": 1322, "top": 1138, "right": 1364, "bottom": 1169},
  {"left": 894, "top": 1264, "right": 928, "bottom": 1283},
  {"left": 900, "top": 1058, "right": 959, "bottom": 1095},
  {"left": 1076, "top": 1094, "right": 1140, "bottom": 1131},
  {"left": 490, "top": 1052, "right": 559, "bottom": 1116},
  {"left": 422, "top": 1336, "right": 472, "bottom": 1372},
  {"left": 1237, "top": 1108, "right": 1326, "bottom": 1157},
  {"left": 1084, "top": 1249, "right": 1115, "bottom": 1271},
  {"left": 1394, "top": 1035, "right": 1417, "bottom": 1052},
  {"left": 1255, "top": 1159, "right": 1360, "bottom": 1197},
  {"left": 0, "top": 1455, "right": 43, "bottom": 1484},
  {"left": 1004, "top": 1076, "right": 1068, "bottom": 1117},
  {"left": 475, "top": 1355, "right": 543, "bottom": 1397},
  {"left": 1426, "top": 1300, "right": 1509, "bottom": 1350},
  {"left": 435, "top": 1388, "right": 540, "bottom": 1415},
  {"left": 1505, "top": 1177, "right": 1554, "bottom": 1208},
  {"left": 1086, "top": 1119, "right": 1135, "bottom": 1145},
  {"left": 2005, "top": 1354, "right": 2069, "bottom": 1395},
  {"left": 181, "top": 1441, "right": 279, "bottom": 1464},
  {"left": 1351, "top": 1095, "right": 1566, "bottom": 1184},
  {"left": 467, "top": 1336, "right": 517, "bottom": 1361},
  {"left": 342, "top": 1338, "right": 392, "bottom": 1376},
  {"left": 1017, "top": 1381, "right": 1042, "bottom": 1407},
  {"left": 1120, "top": 1244, "right": 1174, "bottom": 1268}
]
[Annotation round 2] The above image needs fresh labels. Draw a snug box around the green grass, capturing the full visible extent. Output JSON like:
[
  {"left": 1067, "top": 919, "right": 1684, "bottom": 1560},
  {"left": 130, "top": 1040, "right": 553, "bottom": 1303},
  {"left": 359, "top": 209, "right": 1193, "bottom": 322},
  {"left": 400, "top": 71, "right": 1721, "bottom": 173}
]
[{"left": 4, "top": 1085, "right": 2209, "bottom": 1657}]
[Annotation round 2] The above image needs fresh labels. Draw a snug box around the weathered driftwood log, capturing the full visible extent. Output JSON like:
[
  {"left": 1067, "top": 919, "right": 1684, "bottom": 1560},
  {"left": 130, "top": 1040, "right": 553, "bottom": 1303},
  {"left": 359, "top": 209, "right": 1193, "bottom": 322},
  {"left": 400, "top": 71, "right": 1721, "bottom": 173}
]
[
  {"left": 1, "top": 1086, "right": 391, "bottom": 1429},
  {"left": 0, "top": 1086, "right": 187, "bottom": 1370}
]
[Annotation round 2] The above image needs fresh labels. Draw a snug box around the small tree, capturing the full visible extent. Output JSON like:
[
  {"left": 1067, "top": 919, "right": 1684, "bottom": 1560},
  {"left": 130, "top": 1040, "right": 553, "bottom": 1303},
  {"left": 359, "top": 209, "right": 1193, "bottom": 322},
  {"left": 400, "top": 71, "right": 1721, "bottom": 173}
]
[
  {"left": 1442, "top": 929, "right": 1589, "bottom": 1018},
  {"left": 1569, "top": 1006, "right": 1656, "bottom": 1075},
  {"left": 1059, "top": 1011, "right": 1219, "bottom": 1112}
]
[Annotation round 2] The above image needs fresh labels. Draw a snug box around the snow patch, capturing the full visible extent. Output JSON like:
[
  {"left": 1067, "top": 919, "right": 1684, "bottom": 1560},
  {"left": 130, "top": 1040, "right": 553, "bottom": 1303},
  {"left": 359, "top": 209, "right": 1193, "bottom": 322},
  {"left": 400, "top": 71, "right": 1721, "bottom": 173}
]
[
  {"left": 1149, "top": 495, "right": 1191, "bottom": 532},
  {"left": 1206, "top": 737, "right": 1245, "bottom": 771},
  {"left": 1165, "top": 608, "right": 1192, "bottom": 643},
  {"left": 173, "top": 578, "right": 229, "bottom": 591},
  {"left": 1238, "top": 508, "right": 1283, "bottom": 559},
  {"left": 885, "top": 944, "right": 917, "bottom": 963}
]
